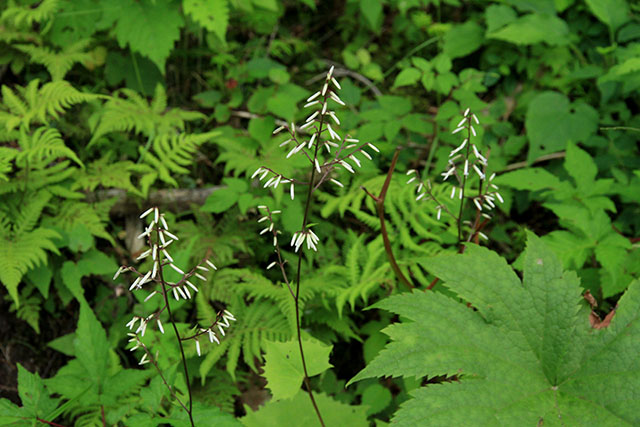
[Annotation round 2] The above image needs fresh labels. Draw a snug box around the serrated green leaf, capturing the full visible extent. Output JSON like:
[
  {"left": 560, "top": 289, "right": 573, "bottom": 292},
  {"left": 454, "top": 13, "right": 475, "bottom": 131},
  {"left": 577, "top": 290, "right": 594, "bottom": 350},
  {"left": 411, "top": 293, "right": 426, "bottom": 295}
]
[
  {"left": 263, "top": 339, "right": 332, "bottom": 400},
  {"left": 110, "top": 0, "right": 184, "bottom": 71},
  {"left": 16, "top": 364, "right": 60, "bottom": 421},
  {"left": 74, "top": 304, "right": 109, "bottom": 382},
  {"left": 351, "top": 233, "right": 640, "bottom": 425},
  {"left": 183, "top": 0, "right": 229, "bottom": 42}
]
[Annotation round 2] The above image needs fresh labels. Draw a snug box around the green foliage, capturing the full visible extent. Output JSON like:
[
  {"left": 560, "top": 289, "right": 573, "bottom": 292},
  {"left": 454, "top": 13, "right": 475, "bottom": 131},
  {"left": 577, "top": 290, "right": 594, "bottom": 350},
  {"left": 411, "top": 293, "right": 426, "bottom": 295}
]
[
  {"left": 262, "top": 338, "right": 332, "bottom": 400},
  {"left": 106, "top": 0, "right": 183, "bottom": 71},
  {"left": 183, "top": 0, "right": 230, "bottom": 42},
  {"left": 0, "top": 79, "right": 98, "bottom": 131},
  {"left": 0, "top": 364, "right": 62, "bottom": 425},
  {"left": 14, "top": 40, "right": 92, "bottom": 81},
  {"left": 497, "top": 143, "right": 638, "bottom": 297},
  {"left": 0, "top": 190, "right": 60, "bottom": 306},
  {"left": 351, "top": 233, "right": 640, "bottom": 425},
  {"left": 241, "top": 390, "right": 368, "bottom": 427},
  {"left": 46, "top": 304, "right": 152, "bottom": 426},
  {"left": 90, "top": 85, "right": 204, "bottom": 144},
  {"left": 2, "top": 0, "right": 640, "bottom": 424}
]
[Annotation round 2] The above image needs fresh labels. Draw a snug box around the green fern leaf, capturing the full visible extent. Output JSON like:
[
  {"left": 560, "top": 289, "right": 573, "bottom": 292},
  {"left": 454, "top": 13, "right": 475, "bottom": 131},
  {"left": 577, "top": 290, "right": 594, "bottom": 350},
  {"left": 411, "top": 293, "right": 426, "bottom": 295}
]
[
  {"left": 16, "top": 127, "right": 83, "bottom": 167},
  {"left": 0, "top": 228, "right": 60, "bottom": 306},
  {"left": 15, "top": 40, "right": 92, "bottom": 81},
  {"left": 1, "top": 0, "right": 60, "bottom": 27},
  {"left": 183, "top": 0, "right": 229, "bottom": 42},
  {"left": 141, "top": 131, "right": 219, "bottom": 186},
  {"left": 0, "top": 80, "right": 98, "bottom": 131},
  {"left": 89, "top": 85, "right": 205, "bottom": 144},
  {"left": 351, "top": 232, "right": 640, "bottom": 425}
]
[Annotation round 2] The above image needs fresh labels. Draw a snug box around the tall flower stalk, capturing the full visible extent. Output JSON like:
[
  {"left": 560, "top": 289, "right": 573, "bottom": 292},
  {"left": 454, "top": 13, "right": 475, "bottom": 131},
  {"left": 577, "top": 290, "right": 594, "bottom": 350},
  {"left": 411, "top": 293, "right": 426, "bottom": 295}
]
[
  {"left": 407, "top": 108, "right": 503, "bottom": 252},
  {"left": 114, "top": 207, "right": 235, "bottom": 426},
  {"left": 251, "top": 66, "right": 377, "bottom": 426}
]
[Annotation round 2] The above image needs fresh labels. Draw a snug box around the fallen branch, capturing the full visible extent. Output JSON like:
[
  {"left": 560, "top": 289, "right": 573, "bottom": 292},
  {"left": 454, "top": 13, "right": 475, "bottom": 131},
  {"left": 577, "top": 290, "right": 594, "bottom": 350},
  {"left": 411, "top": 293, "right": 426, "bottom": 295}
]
[{"left": 85, "top": 186, "right": 221, "bottom": 216}]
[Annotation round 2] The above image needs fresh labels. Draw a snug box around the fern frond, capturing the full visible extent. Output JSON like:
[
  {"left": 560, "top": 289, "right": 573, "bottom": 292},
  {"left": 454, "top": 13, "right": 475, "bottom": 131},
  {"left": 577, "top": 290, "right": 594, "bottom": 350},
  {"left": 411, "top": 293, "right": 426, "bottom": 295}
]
[
  {"left": 89, "top": 85, "right": 205, "bottom": 145},
  {"left": 1, "top": 0, "right": 60, "bottom": 27},
  {"left": 15, "top": 40, "right": 92, "bottom": 81},
  {"left": 0, "top": 80, "right": 98, "bottom": 131},
  {"left": 11, "top": 190, "right": 52, "bottom": 235},
  {"left": 0, "top": 147, "right": 17, "bottom": 181},
  {"left": 16, "top": 127, "right": 83, "bottom": 167},
  {"left": 52, "top": 200, "right": 116, "bottom": 244},
  {"left": 325, "top": 235, "right": 392, "bottom": 316},
  {"left": 197, "top": 293, "right": 291, "bottom": 379},
  {"left": 0, "top": 227, "right": 60, "bottom": 306},
  {"left": 72, "top": 157, "right": 142, "bottom": 195},
  {"left": 0, "top": 160, "right": 77, "bottom": 195},
  {"left": 141, "top": 131, "right": 219, "bottom": 186}
]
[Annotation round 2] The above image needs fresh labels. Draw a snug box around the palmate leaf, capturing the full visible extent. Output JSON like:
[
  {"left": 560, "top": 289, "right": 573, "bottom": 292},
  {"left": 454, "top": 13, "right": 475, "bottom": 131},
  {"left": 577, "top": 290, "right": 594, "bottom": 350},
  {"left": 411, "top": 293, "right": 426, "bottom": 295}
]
[{"left": 351, "top": 232, "right": 640, "bottom": 425}]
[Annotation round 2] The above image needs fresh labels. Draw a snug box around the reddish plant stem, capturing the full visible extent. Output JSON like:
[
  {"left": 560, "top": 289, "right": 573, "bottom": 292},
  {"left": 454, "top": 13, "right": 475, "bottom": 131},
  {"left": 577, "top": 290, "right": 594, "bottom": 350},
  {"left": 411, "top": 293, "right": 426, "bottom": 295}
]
[
  {"left": 36, "top": 418, "right": 66, "bottom": 427},
  {"left": 362, "top": 148, "right": 413, "bottom": 290}
]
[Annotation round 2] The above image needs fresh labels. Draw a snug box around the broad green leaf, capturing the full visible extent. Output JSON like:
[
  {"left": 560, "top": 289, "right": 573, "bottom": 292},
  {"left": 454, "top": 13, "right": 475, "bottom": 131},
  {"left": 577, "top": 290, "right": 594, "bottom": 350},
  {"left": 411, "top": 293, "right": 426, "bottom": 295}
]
[
  {"left": 262, "top": 339, "right": 332, "bottom": 400},
  {"left": 378, "top": 95, "right": 412, "bottom": 116},
  {"left": 167, "top": 401, "right": 240, "bottom": 426},
  {"left": 495, "top": 167, "right": 563, "bottom": 191},
  {"left": 266, "top": 83, "right": 307, "bottom": 121},
  {"left": 584, "top": 0, "right": 630, "bottom": 31},
  {"left": 393, "top": 68, "right": 422, "bottom": 88},
  {"left": 525, "top": 91, "right": 598, "bottom": 162},
  {"left": 504, "top": 0, "right": 556, "bottom": 14},
  {"left": 74, "top": 303, "right": 109, "bottom": 382},
  {"left": 361, "top": 383, "right": 392, "bottom": 415},
  {"left": 360, "top": 0, "right": 382, "bottom": 32},
  {"left": 443, "top": 21, "right": 484, "bottom": 59},
  {"left": 110, "top": 0, "right": 184, "bottom": 71},
  {"left": 241, "top": 391, "right": 368, "bottom": 427},
  {"left": 351, "top": 233, "right": 640, "bottom": 425},
  {"left": 564, "top": 142, "right": 597, "bottom": 189},
  {"left": 485, "top": 4, "right": 518, "bottom": 33},
  {"left": 16, "top": 364, "right": 60, "bottom": 422},
  {"left": 183, "top": 0, "right": 229, "bottom": 41},
  {"left": 202, "top": 178, "right": 248, "bottom": 213},
  {"left": 488, "top": 14, "right": 569, "bottom": 46}
]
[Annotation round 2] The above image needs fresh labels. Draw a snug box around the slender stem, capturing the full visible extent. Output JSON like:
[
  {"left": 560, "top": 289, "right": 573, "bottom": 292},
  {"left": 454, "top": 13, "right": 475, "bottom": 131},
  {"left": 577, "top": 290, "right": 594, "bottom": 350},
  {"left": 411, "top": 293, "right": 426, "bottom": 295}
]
[
  {"left": 293, "top": 113, "right": 326, "bottom": 427},
  {"left": 36, "top": 418, "right": 67, "bottom": 427},
  {"left": 456, "top": 124, "right": 472, "bottom": 245},
  {"left": 157, "top": 229, "right": 194, "bottom": 427},
  {"left": 362, "top": 148, "right": 413, "bottom": 290}
]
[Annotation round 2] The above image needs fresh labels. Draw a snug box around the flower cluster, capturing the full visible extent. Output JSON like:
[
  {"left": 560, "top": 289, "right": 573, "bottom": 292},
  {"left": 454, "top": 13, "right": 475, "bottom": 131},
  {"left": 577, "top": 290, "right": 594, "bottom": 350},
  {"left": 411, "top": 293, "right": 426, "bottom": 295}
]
[
  {"left": 251, "top": 66, "right": 378, "bottom": 260},
  {"left": 405, "top": 108, "right": 503, "bottom": 239},
  {"left": 115, "top": 207, "right": 234, "bottom": 362}
]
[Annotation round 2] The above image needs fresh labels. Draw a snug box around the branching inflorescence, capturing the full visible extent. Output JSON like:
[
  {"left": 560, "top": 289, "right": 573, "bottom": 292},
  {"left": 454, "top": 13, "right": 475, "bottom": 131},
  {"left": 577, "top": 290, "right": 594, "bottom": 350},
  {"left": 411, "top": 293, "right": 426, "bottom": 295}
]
[
  {"left": 250, "top": 66, "right": 378, "bottom": 427},
  {"left": 115, "top": 206, "right": 235, "bottom": 426},
  {"left": 406, "top": 108, "right": 503, "bottom": 245}
]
